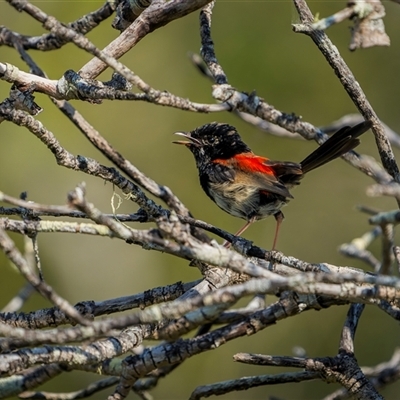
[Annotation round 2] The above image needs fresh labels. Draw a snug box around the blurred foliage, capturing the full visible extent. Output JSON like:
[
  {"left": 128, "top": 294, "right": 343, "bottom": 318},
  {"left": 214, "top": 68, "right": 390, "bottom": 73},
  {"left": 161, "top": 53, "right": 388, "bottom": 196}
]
[{"left": 1, "top": 1, "right": 400, "bottom": 399}]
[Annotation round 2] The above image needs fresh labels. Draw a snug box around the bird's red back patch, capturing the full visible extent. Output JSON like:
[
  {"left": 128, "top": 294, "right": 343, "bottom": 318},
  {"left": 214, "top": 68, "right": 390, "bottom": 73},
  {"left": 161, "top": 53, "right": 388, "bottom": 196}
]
[{"left": 214, "top": 153, "right": 275, "bottom": 176}]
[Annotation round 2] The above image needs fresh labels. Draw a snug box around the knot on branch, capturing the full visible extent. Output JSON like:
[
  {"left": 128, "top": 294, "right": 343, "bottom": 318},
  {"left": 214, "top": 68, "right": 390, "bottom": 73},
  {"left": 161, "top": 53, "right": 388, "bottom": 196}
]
[
  {"left": 58, "top": 70, "right": 134, "bottom": 103},
  {"left": 211, "top": 84, "right": 236, "bottom": 107},
  {"left": 104, "top": 72, "right": 132, "bottom": 91},
  {"left": 58, "top": 70, "right": 102, "bottom": 103},
  {"left": 211, "top": 85, "right": 262, "bottom": 113}
]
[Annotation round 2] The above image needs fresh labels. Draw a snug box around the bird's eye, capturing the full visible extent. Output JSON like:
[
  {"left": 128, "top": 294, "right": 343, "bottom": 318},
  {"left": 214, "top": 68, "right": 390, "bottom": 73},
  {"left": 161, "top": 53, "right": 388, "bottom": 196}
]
[{"left": 207, "top": 136, "right": 216, "bottom": 144}]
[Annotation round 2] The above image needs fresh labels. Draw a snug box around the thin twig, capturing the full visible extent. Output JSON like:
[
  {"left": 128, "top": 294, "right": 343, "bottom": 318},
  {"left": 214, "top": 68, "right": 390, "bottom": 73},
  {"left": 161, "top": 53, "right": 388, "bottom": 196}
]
[
  {"left": 292, "top": 0, "right": 400, "bottom": 196},
  {"left": 0, "top": 227, "right": 91, "bottom": 326}
]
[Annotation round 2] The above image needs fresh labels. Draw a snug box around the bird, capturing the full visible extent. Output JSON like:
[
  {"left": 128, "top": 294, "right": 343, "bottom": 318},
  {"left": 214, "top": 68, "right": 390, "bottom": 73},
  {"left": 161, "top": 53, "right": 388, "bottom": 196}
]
[{"left": 173, "top": 120, "right": 372, "bottom": 249}]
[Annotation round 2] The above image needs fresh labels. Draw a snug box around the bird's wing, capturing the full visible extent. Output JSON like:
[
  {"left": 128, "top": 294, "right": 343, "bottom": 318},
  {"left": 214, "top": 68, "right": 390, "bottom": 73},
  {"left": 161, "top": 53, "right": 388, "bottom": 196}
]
[
  {"left": 241, "top": 170, "right": 294, "bottom": 199},
  {"left": 263, "top": 160, "right": 303, "bottom": 186},
  {"left": 213, "top": 154, "right": 294, "bottom": 199}
]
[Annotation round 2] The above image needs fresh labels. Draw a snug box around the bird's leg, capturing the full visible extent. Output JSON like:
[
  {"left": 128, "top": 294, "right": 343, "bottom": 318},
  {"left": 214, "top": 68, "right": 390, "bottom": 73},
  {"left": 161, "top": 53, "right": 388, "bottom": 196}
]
[
  {"left": 223, "top": 216, "right": 256, "bottom": 248},
  {"left": 272, "top": 211, "right": 284, "bottom": 250}
]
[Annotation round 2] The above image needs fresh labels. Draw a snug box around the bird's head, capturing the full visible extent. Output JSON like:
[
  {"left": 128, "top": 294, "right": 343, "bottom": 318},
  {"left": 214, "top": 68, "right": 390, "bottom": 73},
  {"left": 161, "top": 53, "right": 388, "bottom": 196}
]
[{"left": 173, "top": 123, "right": 251, "bottom": 165}]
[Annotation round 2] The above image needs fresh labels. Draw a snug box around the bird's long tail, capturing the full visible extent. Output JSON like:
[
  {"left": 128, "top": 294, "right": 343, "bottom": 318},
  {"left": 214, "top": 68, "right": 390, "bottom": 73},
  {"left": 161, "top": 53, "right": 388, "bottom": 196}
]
[{"left": 300, "top": 120, "right": 372, "bottom": 174}]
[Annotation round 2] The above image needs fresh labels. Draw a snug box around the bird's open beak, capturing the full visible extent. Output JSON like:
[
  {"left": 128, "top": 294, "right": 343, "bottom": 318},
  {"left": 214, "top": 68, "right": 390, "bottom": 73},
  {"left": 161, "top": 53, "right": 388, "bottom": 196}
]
[{"left": 173, "top": 132, "right": 202, "bottom": 146}]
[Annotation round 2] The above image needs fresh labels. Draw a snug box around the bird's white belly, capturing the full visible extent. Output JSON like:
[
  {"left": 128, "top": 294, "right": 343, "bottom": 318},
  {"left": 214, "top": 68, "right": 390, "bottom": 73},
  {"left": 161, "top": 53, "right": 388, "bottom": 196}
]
[{"left": 208, "top": 182, "right": 287, "bottom": 221}]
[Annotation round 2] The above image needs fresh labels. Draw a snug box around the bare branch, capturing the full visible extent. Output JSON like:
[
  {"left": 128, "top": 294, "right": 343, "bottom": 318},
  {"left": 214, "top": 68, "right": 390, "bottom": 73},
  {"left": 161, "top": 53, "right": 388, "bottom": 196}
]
[
  {"left": 3, "top": 1, "right": 114, "bottom": 50},
  {"left": 292, "top": 0, "right": 400, "bottom": 190},
  {"left": 0, "top": 227, "right": 91, "bottom": 326},
  {"left": 189, "top": 371, "right": 318, "bottom": 400},
  {"left": 311, "top": 0, "right": 390, "bottom": 51},
  {"left": 339, "top": 303, "right": 365, "bottom": 354},
  {"left": 339, "top": 227, "right": 381, "bottom": 270}
]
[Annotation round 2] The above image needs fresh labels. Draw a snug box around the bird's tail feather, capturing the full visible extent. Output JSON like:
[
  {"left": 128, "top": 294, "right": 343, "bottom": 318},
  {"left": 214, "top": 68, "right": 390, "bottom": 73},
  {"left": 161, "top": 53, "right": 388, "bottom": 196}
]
[{"left": 300, "top": 120, "right": 372, "bottom": 174}]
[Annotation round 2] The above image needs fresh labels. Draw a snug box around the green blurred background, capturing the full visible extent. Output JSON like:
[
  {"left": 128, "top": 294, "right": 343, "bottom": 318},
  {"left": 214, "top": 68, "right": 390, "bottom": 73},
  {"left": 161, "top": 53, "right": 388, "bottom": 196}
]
[{"left": 1, "top": 0, "right": 399, "bottom": 398}]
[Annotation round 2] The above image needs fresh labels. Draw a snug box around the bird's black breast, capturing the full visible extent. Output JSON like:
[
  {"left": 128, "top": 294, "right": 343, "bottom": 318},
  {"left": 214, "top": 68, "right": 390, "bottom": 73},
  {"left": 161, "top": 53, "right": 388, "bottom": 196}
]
[
  {"left": 199, "top": 163, "right": 235, "bottom": 198},
  {"left": 200, "top": 162, "right": 235, "bottom": 184}
]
